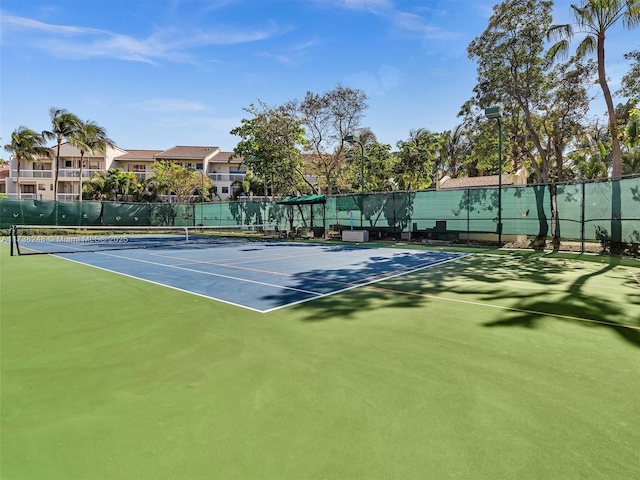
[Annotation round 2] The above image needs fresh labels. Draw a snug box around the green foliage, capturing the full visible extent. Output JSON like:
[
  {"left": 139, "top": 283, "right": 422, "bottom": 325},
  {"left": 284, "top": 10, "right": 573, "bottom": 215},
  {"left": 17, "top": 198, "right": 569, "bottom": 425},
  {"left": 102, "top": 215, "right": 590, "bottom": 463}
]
[
  {"left": 152, "top": 160, "right": 211, "bottom": 203},
  {"left": 3, "top": 126, "right": 51, "bottom": 199},
  {"left": 296, "top": 84, "right": 368, "bottom": 194},
  {"left": 230, "top": 171, "right": 265, "bottom": 200},
  {"left": 618, "top": 50, "right": 640, "bottom": 100},
  {"left": 343, "top": 138, "right": 394, "bottom": 192},
  {"left": 82, "top": 168, "right": 146, "bottom": 201},
  {"left": 394, "top": 128, "right": 443, "bottom": 190},
  {"left": 231, "top": 100, "right": 311, "bottom": 197},
  {"left": 465, "top": 0, "right": 555, "bottom": 182},
  {"left": 547, "top": 0, "right": 640, "bottom": 177},
  {"left": 43, "top": 107, "right": 82, "bottom": 197}
]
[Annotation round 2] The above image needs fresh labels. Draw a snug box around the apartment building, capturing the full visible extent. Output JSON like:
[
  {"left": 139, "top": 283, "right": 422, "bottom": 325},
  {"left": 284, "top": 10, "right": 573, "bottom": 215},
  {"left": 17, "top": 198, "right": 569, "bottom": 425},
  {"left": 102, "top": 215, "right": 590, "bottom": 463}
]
[{"left": 3, "top": 144, "right": 246, "bottom": 201}]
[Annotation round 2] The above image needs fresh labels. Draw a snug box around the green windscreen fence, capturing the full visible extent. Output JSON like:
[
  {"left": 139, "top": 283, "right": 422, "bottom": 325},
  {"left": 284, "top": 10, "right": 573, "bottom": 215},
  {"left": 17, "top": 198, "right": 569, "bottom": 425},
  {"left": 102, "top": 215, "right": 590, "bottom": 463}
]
[
  {"left": 0, "top": 200, "right": 102, "bottom": 226},
  {"left": 2, "top": 176, "right": 639, "bottom": 245}
]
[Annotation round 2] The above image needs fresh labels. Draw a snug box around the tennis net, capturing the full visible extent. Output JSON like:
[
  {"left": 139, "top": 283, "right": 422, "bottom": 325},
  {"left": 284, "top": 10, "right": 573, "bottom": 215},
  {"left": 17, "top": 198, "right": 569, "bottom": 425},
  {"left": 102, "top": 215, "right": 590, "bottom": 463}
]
[{"left": 9, "top": 224, "right": 274, "bottom": 256}]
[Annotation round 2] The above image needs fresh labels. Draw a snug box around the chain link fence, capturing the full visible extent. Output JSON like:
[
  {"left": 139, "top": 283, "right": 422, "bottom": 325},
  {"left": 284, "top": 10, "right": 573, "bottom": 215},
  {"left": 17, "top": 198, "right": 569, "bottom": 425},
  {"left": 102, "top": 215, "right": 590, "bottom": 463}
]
[{"left": 2, "top": 176, "right": 639, "bottom": 254}]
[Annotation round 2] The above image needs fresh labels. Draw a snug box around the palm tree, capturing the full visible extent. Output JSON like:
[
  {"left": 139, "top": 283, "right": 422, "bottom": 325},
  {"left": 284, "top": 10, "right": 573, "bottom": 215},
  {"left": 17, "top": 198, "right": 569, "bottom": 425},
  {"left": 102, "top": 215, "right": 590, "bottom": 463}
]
[
  {"left": 441, "top": 124, "right": 467, "bottom": 178},
  {"left": 3, "top": 127, "right": 50, "bottom": 199},
  {"left": 67, "top": 120, "right": 114, "bottom": 201},
  {"left": 548, "top": 0, "right": 640, "bottom": 178},
  {"left": 230, "top": 171, "right": 265, "bottom": 200},
  {"left": 43, "top": 108, "right": 81, "bottom": 199}
]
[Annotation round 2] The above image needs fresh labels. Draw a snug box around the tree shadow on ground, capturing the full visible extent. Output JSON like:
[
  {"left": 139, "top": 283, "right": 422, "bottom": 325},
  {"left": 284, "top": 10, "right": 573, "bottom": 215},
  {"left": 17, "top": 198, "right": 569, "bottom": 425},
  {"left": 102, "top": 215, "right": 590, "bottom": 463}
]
[
  {"left": 482, "top": 255, "right": 640, "bottom": 347},
  {"left": 261, "top": 246, "right": 640, "bottom": 349}
]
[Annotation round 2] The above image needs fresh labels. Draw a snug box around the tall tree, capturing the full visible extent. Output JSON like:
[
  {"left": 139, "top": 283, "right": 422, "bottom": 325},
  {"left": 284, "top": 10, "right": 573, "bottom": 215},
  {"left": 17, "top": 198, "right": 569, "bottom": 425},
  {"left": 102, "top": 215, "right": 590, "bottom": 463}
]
[
  {"left": 394, "top": 128, "right": 443, "bottom": 190},
  {"left": 618, "top": 50, "right": 640, "bottom": 100},
  {"left": 84, "top": 168, "right": 136, "bottom": 201},
  {"left": 548, "top": 0, "right": 640, "bottom": 178},
  {"left": 467, "top": 0, "right": 554, "bottom": 183},
  {"left": 231, "top": 100, "right": 312, "bottom": 198},
  {"left": 343, "top": 129, "right": 394, "bottom": 192},
  {"left": 152, "top": 161, "right": 211, "bottom": 203},
  {"left": 296, "top": 84, "right": 368, "bottom": 194},
  {"left": 3, "top": 127, "right": 50, "bottom": 199},
  {"left": 67, "top": 120, "right": 114, "bottom": 202},
  {"left": 43, "top": 108, "right": 81, "bottom": 199},
  {"left": 440, "top": 125, "right": 470, "bottom": 179}
]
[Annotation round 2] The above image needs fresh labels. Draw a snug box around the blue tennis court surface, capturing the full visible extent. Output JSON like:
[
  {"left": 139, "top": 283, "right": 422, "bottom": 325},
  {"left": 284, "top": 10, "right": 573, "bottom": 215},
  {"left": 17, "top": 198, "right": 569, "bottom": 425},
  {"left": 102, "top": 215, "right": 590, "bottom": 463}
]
[{"left": 54, "top": 242, "right": 469, "bottom": 312}]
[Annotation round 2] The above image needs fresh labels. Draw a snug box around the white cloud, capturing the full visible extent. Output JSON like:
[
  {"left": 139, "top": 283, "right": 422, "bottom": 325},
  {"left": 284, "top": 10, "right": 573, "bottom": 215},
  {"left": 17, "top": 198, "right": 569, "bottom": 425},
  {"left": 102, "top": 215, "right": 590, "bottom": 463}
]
[
  {"left": 0, "top": 12, "right": 287, "bottom": 64},
  {"left": 390, "top": 11, "right": 457, "bottom": 39}
]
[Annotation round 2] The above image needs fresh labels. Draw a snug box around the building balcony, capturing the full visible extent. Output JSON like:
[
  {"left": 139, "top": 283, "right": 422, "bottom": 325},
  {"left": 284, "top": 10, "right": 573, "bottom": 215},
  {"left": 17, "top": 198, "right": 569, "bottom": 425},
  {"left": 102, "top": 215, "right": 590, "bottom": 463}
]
[
  {"left": 157, "top": 195, "right": 199, "bottom": 203},
  {"left": 57, "top": 193, "right": 80, "bottom": 202},
  {"left": 208, "top": 173, "right": 246, "bottom": 182},
  {"left": 11, "top": 170, "right": 53, "bottom": 178},
  {"left": 6, "top": 193, "right": 39, "bottom": 200},
  {"left": 127, "top": 171, "right": 154, "bottom": 180},
  {"left": 58, "top": 169, "right": 104, "bottom": 179}
]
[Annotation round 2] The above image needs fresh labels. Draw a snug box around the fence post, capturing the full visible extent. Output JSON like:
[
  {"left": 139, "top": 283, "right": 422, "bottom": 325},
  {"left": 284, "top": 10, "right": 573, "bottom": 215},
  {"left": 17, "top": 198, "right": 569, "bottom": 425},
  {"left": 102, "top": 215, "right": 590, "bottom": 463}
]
[{"left": 580, "top": 180, "right": 586, "bottom": 254}]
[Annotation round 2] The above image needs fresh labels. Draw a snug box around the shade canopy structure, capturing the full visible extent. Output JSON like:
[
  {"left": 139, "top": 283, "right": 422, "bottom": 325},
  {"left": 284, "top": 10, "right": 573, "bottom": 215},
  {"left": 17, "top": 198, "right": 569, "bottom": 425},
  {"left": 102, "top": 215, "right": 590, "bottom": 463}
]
[{"left": 276, "top": 194, "right": 326, "bottom": 205}]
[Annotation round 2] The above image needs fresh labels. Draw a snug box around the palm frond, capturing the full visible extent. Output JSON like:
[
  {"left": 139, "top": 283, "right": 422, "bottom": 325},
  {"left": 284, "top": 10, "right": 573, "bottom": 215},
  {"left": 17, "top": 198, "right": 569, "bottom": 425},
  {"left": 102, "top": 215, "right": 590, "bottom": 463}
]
[
  {"left": 576, "top": 35, "right": 597, "bottom": 58},
  {"left": 547, "top": 23, "right": 573, "bottom": 42},
  {"left": 547, "top": 39, "right": 570, "bottom": 61}
]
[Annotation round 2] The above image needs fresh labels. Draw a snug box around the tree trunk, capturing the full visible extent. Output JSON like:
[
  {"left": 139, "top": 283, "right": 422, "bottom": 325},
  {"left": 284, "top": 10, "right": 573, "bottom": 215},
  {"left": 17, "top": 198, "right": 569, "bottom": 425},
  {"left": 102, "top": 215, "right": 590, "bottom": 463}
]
[
  {"left": 531, "top": 185, "right": 549, "bottom": 249},
  {"left": 597, "top": 34, "right": 623, "bottom": 247},
  {"left": 54, "top": 140, "right": 62, "bottom": 200},
  {"left": 16, "top": 155, "right": 21, "bottom": 200},
  {"left": 79, "top": 152, "right": 84, "bottom": 202}
]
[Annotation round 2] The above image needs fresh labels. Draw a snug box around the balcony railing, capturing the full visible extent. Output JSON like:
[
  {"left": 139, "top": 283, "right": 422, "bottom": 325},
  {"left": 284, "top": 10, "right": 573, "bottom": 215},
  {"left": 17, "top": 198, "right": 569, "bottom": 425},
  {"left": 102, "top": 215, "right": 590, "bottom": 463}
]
[
  {"left": 157, "top": 195, "right": 199, "bottom": 203},
  {"left": 208, "top": 173, "right": 246, "bottom": 182},
  {"left": 128, "top": 171, "right": 154, "bottom": 180},
  {"left": 7, "top": 193, "right": 39, "bottom": 199},
  {"left": 11, "top": 170, "right": 53, "bottom": 178},
  {"left": 57, "top": 193, "right": 80, "bottom": 202},
  {"left": 58, "top": 169, "right": 103, "bottom": 179}
]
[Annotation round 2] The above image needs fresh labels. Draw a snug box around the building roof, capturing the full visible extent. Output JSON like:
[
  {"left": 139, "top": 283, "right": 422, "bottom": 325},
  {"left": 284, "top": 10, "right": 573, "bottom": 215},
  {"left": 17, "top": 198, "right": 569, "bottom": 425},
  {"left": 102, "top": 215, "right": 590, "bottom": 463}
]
[
  {"left": 116, "top": 149, "right": 163, "bottom": 160},
  {"left": 208, "top": 151, "right": 237, "bottom": 162},
  {"left": 0, "top": 164, "right": 9, "bottom": 179},
  {"left": 156, "top": 146, "right": 220, "bottom": 160},
  {"left": 439, "top": 174, "right": 515, "bottom": 190}
]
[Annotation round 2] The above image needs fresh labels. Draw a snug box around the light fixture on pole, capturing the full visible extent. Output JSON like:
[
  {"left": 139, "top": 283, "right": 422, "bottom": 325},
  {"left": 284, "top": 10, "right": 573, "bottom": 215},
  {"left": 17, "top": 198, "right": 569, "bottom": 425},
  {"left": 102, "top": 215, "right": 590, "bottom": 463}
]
[
  {"left": 343, "top": 134, "right": 364, "bottom": 193},
  {"left": 484, "top": 106, "right": 503, "bottom": 245}
]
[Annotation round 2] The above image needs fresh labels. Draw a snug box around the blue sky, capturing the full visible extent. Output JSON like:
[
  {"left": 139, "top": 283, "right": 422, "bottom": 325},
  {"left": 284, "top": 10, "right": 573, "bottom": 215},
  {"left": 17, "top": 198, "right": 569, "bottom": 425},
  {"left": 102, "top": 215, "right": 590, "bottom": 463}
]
[{"left": 0, "top": 0, "right": 636, "bottom": 154}]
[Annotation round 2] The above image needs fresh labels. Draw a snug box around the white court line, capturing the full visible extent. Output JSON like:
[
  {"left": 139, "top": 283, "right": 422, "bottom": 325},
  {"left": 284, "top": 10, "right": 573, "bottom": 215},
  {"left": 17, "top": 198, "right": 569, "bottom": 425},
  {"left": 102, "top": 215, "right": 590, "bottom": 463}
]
[
  {"left": 261, "top": 254, "right": 471, "bottom": 313},
  {"left": 94, "top": 250, "right": 322, "bottom": 295},
  {"left": 52, "top": 246, "right": 470, "bottom": 313},
  {"left": 55, "top": 254, "right": 268, "bottom": 313}
]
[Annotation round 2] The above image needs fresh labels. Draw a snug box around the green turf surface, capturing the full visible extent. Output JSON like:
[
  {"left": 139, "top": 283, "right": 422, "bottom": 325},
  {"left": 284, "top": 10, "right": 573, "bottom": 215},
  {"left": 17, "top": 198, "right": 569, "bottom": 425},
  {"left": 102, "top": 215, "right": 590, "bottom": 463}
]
[{"left": 2, "top": 242, "right": 639, "bottom": 479}]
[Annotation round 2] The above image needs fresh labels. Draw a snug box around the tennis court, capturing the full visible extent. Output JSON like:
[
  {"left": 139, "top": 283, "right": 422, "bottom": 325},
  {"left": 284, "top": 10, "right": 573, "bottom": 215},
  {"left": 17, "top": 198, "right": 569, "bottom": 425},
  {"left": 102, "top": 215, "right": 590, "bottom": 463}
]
[
  {"left": 41, "top": 240, "right": 464, "bottom": 312},
  {"left": 2, "top": 236, "right": 640, "bottom": 480},
  {"left": 12, "top": 231, "right": 468, "bottom": 312}
]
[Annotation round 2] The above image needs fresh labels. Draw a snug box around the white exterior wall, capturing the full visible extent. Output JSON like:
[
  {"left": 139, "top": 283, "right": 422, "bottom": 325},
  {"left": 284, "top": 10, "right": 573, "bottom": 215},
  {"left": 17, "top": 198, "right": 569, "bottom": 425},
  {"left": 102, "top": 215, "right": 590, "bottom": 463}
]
[
  {"left": 4, "top": 144, "right": 127, "bottom": 201},
  {"left": 207, "top": 159, "right": 246, "bottom": 200},
  {"left": 2, "top": 144, "right": 248, "bottom": 202}
]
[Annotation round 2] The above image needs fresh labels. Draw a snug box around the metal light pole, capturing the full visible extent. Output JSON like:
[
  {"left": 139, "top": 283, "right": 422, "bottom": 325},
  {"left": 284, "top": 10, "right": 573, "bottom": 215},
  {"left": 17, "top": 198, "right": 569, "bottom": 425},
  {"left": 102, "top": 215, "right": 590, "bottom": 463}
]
[
  {"left": 485, "top": 106, "right": 503, "bottom": 245},
  {"left": 344, "top": 134, "right": 365, "bottom": 228},
  {"left": 343, "top": 134, "right": 364, "bottom": 193}
]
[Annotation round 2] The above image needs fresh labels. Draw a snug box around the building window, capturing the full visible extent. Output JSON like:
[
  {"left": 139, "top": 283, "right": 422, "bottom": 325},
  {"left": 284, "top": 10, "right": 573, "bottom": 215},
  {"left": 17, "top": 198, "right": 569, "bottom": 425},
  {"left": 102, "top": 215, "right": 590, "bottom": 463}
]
[
  {"left": 50, "top": 184, "right": 54, "bottom": 190},
  {"left": 132, "top": 164, "right": 146, "bottom": 171},
  {"left": 65, "top": 160, "right": 73, "bottom": 168},
  {"left": 196, "top": 163, "right": 203, "bottom": 170},
  {"left": 229, "top": 166, "right": 247, "bottom": 174},
  {"left": 38, "top": 184, "right": 45, "bottom": 191},
  {"left": 221, "top": 187, "right": 229, "bottom": 194}
]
